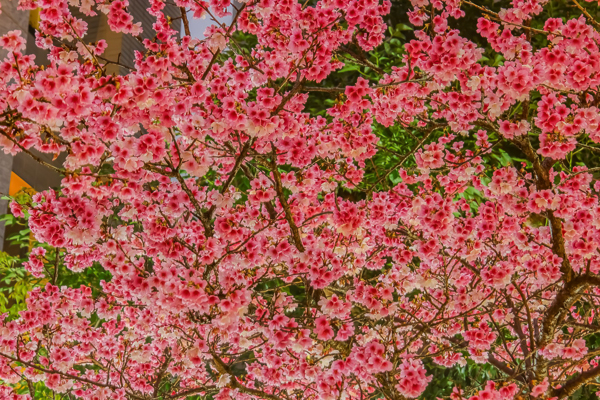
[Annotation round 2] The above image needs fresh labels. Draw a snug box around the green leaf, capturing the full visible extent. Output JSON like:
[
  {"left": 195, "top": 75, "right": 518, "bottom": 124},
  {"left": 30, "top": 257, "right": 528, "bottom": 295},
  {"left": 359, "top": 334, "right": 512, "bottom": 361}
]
[{"left": 395, "top": 23, "right": 413, "bottom": 31}]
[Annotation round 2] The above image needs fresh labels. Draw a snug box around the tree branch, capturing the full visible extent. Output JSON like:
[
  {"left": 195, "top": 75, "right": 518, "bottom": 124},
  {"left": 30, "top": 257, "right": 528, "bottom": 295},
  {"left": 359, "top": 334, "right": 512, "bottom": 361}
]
[
  {"left": 572, "top": 0, "right": 600, "bottom": 31},
  {"left": 180, "top": 7, "right": 191, "bottom": 37},
  {"left": 537, "top": 275, "right": 600, "bottom": 381},
  {"left": 201, "top": 4, "right": 246, "bottom": 80},
  {"left": 211, "top": 352, "right": 285, "bottom": 400},
  {"left": 512, "top": 135, "right": 573, "bottom": 280},
  {"left": 551, "top": 363, "right": 600, "bottom": 399},
  {"left": 270, "top": 149, "right": 305, "bottom": 253}
]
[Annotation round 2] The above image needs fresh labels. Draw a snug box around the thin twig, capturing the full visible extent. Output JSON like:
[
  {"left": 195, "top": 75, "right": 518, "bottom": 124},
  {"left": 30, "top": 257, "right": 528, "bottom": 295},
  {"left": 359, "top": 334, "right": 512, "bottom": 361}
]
[
  {"left": 572, "top": 0, "right": 600, "bottom": 30},
  {"left": 201, "top": 4, "right": 246, "bottom": 80}
]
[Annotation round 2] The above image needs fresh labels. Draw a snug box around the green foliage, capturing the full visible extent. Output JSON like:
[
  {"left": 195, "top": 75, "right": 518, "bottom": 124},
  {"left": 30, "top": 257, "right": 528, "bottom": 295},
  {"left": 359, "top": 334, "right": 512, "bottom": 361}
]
[
  {"left": 0, "top": 189, "right": 44, "bottom": 319},
  {"left": 422, "top": 359, "right": 500, "bottom": 399},
  {"left": 0, "top": 189, "right": 111, "bottom": 322},
  {"left": 0, "top": 249, "right": 43, "bottom": 318}
]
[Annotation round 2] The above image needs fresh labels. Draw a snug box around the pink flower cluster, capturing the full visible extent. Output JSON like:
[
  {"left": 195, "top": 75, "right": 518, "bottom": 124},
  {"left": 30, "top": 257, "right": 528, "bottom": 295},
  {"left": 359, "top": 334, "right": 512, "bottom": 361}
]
[{"left": 1, "top": 0, "right": 600, "bottom": 399}]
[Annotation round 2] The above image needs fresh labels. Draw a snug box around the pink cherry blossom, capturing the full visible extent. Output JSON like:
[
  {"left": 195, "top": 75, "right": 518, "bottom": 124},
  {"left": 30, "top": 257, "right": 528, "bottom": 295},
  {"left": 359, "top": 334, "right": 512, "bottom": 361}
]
[
  {"left": 0, "top": 0, "right": 600, "bottom": 399},
  {"left": 0, "top": 30, "right": 26, "bottom": 53}
]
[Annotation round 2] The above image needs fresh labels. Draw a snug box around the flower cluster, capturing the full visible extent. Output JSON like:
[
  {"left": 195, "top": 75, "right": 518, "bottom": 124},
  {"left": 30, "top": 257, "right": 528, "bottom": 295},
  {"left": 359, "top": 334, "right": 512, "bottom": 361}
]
[{"left": 2, "top": 0, "right": 600, "bottom": 399}]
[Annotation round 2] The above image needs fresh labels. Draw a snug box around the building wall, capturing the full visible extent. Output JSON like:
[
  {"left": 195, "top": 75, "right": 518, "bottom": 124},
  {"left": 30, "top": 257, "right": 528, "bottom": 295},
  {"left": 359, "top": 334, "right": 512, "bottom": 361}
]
[
  {"left": 69, "top": 1, "right": 182, "bottom": 75},
  {"left": 0, "top": 153, "right": 13, "bottom": 249},
  {"left": 0, "top": 1, "right": 181, "bottom": 251},
  {"left": 0, "top": 1, "right": 31, "bottom": 250},
  {"left": 0, "top": 1, "right": 31, "bottom": 60}
]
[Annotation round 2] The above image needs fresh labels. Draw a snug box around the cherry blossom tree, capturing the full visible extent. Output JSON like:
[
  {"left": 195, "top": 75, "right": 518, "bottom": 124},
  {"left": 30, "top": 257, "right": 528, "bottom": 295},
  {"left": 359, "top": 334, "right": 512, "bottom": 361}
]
[{"left": 3, "top": 0, "right": 600, "bottom": 399}]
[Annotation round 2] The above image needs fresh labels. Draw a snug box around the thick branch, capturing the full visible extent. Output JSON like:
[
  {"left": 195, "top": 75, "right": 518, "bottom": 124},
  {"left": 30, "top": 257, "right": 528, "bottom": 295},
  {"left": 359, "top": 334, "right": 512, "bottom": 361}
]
[
  {"left": 537, "top": 275, "right": 600, "bottom": 381},
  {"left": 512, "top": 135, "right": 572, "bottom": 280},
  {"left": 180, "top": 7, "right": 191, "bottom": 37},
  {"left": 551, "top": 363, "right": 600, "bottom": 399},
  {"left": 270, "top": 155, "right": 305, "bottom": 252},
  {"left": 539, "top": 275, "right": 600, "bottom": 348}
]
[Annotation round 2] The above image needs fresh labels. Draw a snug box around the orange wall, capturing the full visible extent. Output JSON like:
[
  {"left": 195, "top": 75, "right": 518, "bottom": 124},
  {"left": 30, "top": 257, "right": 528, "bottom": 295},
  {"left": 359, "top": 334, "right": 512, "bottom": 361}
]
[{"left": 9, "top": 172, "right": 32, "bottom": 196}]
